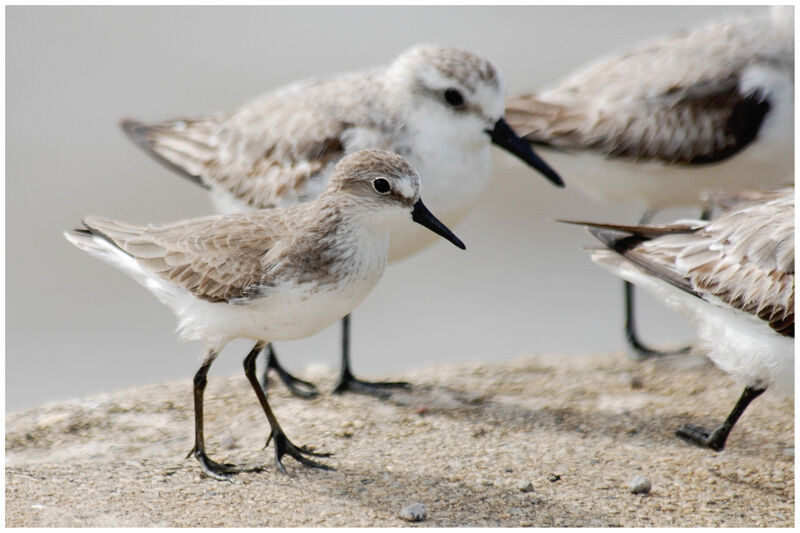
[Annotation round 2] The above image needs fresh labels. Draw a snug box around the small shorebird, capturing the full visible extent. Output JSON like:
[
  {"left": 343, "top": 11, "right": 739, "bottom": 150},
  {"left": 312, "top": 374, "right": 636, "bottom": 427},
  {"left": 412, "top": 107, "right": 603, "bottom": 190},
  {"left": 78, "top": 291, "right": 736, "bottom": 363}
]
[
  {"left": 506, "top": 7, "right": 794, "bottom": 357},
  {"left": 120, "top": 44, "right": 563, "bottom": 398},
  {"left": 568, "top": 187, "right": 793, "bottom": 451},
  {"left": 64, "top": 150, "right": 466, "bottom": 479}
]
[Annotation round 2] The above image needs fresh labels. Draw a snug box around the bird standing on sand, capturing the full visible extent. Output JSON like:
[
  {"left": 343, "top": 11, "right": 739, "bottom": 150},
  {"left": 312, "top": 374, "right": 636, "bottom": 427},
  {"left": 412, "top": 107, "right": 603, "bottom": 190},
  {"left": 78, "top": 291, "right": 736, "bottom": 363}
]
[
  {"left": 64, "top": 150, "right": 466, "bottom": 479},
  {"left": 571, "top": 186, "right": 793, "bottom": 451},
  {"left": 506, "top": 7, "right": 793, "bottom": 357},
  {"left": 120, "top": 44, "right": 563, "bottom": 398}
]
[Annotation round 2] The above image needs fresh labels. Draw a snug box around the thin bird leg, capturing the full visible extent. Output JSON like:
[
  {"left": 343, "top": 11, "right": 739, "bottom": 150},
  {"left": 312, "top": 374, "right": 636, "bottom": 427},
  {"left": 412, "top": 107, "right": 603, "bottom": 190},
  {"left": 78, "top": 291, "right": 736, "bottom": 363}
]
[
  {"left": 624, "top": 209, "right": 691, "bottom": 359},
  {"left": 243, "top": 342, "right": 332, "bottom": 475},
  {"left": 188, "top": 350, "right": 238, "bottom": 480},
  {"left": 675, "top": 385, "right": 766, "bottom": 451},
  {"left": 332, "top": 314, "right": 410, "bottom": 398},
  {"left": 259, "top": 343, "right": 319, "bottom": 399}
]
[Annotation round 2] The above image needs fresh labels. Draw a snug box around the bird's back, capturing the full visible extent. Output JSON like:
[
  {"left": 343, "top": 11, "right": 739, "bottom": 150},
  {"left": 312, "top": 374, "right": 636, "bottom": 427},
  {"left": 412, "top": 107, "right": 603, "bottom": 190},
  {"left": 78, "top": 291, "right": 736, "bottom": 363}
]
[{"left": 505, "top": 8, "right": 793, "bottom": 208}]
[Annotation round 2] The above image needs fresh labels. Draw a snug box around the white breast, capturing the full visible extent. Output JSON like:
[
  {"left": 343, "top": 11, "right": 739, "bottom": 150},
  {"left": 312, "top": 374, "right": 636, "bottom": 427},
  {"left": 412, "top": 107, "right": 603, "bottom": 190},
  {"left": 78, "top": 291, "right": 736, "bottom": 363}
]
[{"left": 387, "top": 130, "right": 492, "bottom": 262}]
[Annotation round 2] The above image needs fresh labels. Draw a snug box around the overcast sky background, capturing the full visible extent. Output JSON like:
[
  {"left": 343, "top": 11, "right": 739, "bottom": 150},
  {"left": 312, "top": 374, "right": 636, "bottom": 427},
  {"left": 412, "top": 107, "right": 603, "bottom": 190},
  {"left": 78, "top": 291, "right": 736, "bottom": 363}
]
[{"left": 7, "top": 5, "right": 756, "bottom": 410}]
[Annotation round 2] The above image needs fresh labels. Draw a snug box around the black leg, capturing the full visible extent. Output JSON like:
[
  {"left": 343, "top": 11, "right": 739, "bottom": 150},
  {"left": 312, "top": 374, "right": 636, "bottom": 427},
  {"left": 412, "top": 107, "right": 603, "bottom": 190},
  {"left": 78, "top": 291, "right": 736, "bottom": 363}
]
[
  {"left": 676, "top": 385, "right": 766, "bottom": 451},
  {"left": 243, "top": 342, "right": 332, "bottom": 474},
  {"left": 332, "top": 314, "right": 410, "bottom": 398},
  {"left": 624, "top": 208, "right": 692, "bottom": 359},
  {"left": 259, "top": 343, "right": 319, "bottom": 399},
  {"left": 624, "top": 281, "right": 691, "bottom": 359},
  {"left": 188, "top": 350, "right": 238, "bottom": 480}
]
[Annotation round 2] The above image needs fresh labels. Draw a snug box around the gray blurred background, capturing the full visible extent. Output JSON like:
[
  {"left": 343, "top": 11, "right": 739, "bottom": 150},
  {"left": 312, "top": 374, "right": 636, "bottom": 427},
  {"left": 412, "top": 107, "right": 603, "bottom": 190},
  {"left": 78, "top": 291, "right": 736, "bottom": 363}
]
[{"left": 7, "top": 5, "right": 754, "bottom": 410}]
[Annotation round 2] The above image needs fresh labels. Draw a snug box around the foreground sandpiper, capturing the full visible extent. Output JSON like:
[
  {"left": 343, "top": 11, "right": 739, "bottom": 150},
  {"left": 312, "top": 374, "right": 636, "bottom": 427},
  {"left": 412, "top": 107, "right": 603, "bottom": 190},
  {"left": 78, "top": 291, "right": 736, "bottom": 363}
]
[
  {"left": 120, "top": 44, "right": 563, "bottom": 398},
  {"left": 64, "top": 150, "right": 465, "bottom": 479},
  {"left": 568, "top": 186, "right": 793, "bottom": 451},
  {"left": 506, "top": 6, "right": 793, "bottom": 358}
]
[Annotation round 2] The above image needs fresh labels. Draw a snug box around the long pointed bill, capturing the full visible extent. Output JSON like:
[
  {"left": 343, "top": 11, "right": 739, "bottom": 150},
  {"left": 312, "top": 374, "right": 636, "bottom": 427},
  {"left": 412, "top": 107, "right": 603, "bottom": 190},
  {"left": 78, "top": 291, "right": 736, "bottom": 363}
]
[
  {"left": 411, "top": 200, "right": 466, "bottom": 250},
  {"left": 487, "top": 118, "right": 564, "bottom": 188}
]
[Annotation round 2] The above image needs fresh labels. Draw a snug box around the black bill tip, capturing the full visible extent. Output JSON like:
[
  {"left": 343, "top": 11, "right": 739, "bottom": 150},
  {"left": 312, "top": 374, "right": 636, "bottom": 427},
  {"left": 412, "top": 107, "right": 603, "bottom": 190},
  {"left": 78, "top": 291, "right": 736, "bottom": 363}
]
[
  {"left": 411, "top": 200, "right": 466, "bottom": 250},
  {"left": 487, "top": 118, "right": 564, "bottom": 188}
]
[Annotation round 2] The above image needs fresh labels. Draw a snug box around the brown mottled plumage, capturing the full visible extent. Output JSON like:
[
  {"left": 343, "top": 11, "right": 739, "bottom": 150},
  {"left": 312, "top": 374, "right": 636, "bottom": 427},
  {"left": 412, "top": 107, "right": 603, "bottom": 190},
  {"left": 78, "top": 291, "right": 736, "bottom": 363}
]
[
  {"left": 75, "top": 150, "right": 421, "bottom": 304},
  {"left": 584, "top": 188, "right": 794, "bottom": 337},
  {"left": 506, "top": 9, "right": 792, "bottom": 166}
]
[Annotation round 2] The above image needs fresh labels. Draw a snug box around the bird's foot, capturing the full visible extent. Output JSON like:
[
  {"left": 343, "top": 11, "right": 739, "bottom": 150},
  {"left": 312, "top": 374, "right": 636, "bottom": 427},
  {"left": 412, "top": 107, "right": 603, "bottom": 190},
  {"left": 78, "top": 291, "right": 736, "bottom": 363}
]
[
  {"left": 332, "top": 373, "right": 410, "bottom": 399},
  {"left": 269, "top": 428, "right": 333, "bottom": 475},
  {"left": 190, "top": 449, "right": 238, "bottom": 481},
  {"left": 262, "top": 361, "right": 320, "bottom": 399},
  {"left": 675, "top": 423, "right": 727, "bottom": 452}
]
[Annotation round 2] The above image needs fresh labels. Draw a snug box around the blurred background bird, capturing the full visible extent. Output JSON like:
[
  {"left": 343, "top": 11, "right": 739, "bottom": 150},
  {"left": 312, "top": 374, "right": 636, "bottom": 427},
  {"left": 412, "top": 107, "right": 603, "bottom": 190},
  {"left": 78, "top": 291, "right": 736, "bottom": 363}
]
[{"left": 506, "top": 6, "right": 794, "bottom": 358}]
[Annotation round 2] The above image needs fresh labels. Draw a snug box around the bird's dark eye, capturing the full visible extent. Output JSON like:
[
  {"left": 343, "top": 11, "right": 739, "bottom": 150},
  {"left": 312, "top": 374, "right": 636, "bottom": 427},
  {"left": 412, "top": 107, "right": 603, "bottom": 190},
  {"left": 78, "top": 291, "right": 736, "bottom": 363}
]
[
  {"left": 372, "top": 178, "right": 391, "bottom": 194},
  {"left": 444, "top": 88, "right": 464, "bottom": 108}
]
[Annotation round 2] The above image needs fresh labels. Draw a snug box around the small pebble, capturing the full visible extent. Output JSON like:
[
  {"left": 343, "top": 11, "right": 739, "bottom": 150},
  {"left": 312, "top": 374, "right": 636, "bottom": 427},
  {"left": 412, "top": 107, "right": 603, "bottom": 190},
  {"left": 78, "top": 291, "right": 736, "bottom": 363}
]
[
  {"left": 518, "top": 481, "right": 534, "bottom": 493},
  {"left": 548, "top": 474, "right": 561, "bottom": 482},
  {"left": 400, "top": 502, "right": 427, "bottom": 522},
  {"left": 337, "top": 421, "right": 355, "bottom": 438},
  {"left": 630, "top": 475, "right": 651, "bottom": 494}
]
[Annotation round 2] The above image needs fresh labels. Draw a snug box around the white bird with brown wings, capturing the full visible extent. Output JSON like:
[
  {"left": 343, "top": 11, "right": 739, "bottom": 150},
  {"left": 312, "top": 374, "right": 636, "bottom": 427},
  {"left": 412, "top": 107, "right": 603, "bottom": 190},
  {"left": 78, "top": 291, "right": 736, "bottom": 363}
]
[
  {"left": 121, "top": 44, "right": 563, "bottom": 398},
  {"left": 64, "top": 150, "right": 466, "bottom": 480}
]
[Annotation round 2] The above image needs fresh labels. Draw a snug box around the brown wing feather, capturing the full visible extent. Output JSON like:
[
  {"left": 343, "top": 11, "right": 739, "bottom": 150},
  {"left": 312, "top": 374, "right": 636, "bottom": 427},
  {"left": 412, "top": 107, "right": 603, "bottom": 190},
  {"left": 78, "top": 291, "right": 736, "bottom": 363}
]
[
  {"left": 506, "top": 78, "right": 770, "bottom": 165},
  {"left": 505, "top": 11, "right": 784, "bottom": 165},
  {"left": 582, "top": 191, "right": 794, "bottom": 336},
  {"left": 119, "top": 76, "right": 378, "bottom": 208},
  {"left": 82, "top": 213, "right": 290, "bottom": 302}
]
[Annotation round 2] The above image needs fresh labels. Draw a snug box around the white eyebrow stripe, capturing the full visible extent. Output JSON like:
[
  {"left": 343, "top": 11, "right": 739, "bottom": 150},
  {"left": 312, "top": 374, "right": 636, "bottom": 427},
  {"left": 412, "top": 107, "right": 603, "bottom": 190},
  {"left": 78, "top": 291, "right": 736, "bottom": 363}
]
[{"left": 392, "top": 179, "right": 416, "bottom": 200}]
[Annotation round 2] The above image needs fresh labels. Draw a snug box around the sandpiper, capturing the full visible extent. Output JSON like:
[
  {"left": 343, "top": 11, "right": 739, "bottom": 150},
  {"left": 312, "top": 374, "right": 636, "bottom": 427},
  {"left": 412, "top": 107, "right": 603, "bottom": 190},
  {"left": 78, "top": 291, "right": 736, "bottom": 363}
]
[
  {"left": 506, "top": 6, "right": 793, "bottom": 358},
  {"left": 120, "top": 44, "right": 563, "bottom": 398},
  {"left": 568, "top": 186, "right": 793, "bottom": 451},
  {"left": 64, "top": 150, "right": 466, "bottom": 479}
]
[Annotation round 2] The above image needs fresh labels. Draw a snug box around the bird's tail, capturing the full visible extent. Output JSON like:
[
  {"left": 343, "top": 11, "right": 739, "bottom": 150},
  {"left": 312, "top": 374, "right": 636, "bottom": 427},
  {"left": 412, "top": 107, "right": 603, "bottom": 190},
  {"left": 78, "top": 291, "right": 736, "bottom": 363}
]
[{"left": 119, "top": 117, "right": 218, "bottom": 190}]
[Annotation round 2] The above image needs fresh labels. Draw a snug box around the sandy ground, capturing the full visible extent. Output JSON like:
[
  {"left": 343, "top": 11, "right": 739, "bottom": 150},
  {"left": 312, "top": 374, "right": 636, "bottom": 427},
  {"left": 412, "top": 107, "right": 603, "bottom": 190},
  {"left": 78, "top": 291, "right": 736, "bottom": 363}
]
[{"left": 5, "top": 352, "right": 794, "bottom": 527}]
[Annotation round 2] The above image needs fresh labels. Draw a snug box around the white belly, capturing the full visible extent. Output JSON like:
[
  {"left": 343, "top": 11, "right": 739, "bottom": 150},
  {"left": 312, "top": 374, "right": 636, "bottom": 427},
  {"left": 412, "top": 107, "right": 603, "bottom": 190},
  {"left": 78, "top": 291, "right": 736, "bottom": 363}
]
[
  {"left": 388, "top": 142, "right": 491, "bottom": 262},
  {"left": 532, "top": 142, "right": 793, "bottom": 210},
  {"left": 694, "top": 301, "right": 794, "bottom": 396},
  {"left": 173, "top": 272, "right": 383, "bottom": 349}
]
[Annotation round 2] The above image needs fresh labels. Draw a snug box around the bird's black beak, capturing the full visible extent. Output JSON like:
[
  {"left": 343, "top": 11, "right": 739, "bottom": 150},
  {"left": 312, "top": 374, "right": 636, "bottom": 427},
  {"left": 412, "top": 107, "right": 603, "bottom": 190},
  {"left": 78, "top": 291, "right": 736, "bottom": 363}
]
[
  {"left": 411, "top": 200, "right": 466, "bottom": 250},
  {"left": 486, "top": 118, "right": 564, "bottom": 188}
]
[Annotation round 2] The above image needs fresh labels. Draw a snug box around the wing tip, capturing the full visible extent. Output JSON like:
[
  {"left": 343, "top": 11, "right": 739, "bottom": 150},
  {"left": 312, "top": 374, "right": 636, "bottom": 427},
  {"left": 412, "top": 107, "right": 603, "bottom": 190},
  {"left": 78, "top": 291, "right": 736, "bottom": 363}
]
[
  {"left": 119, "top": 117, "right": 154, "bottom": 146},
  {"left": 117, "top": 117, "right": 210, "bottom": 190}
]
